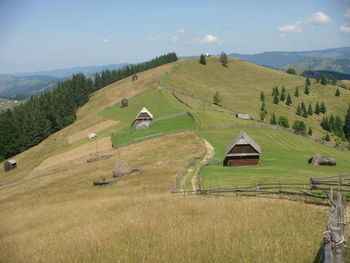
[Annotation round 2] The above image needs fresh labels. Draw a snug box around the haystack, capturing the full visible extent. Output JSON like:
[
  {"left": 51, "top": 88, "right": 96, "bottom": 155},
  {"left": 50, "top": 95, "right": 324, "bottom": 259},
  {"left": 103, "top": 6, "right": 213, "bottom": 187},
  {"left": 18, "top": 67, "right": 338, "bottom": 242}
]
[{"left": 113, "top": 159, "right": 132, "bottom": 177}]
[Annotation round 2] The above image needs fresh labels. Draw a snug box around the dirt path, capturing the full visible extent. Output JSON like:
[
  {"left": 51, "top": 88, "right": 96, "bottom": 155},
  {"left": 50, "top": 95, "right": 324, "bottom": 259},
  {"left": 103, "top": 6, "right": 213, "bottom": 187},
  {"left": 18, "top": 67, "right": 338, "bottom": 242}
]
[{"left": 190, "top": 139, "right": 214, "bottom": 191}]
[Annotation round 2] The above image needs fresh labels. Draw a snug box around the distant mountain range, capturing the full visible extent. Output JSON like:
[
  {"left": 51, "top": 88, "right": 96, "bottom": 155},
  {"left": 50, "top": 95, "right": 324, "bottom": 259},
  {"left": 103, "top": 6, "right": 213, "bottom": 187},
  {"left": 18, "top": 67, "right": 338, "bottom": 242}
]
[
  {"left": 0, "top": 63, "right": 127, "bottom": 97},
  {"left": 229, "top": 47, "right": 350, "bottom": 73}
]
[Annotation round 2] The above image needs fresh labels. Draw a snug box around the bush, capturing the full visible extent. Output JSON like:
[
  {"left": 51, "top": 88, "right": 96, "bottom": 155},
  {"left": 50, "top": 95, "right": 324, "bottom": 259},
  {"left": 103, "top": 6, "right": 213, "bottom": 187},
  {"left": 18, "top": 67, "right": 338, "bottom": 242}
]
[{"left": 292, "top": 120, "right": 306, "bottom": 134}]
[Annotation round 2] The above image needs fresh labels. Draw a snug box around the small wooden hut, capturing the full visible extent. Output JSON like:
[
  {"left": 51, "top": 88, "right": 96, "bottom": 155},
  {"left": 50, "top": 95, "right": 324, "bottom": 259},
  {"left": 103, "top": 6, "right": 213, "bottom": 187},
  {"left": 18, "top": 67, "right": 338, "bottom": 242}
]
[
  {"left": 223, "top": 131, "right": 261, "bottom": 166},
  {"left": 236, "top": 113, "right": 250, "bottom": 120},
  {"left": 4, "top": 159, "right": 17, "bottom": 172},
  {"left": 132, "top": 107, "right": 153, "bottom": 126},
  {"left": 120, "top": 98, "right": 128, "bottom": 108},
  {"left": 132, "top": 74, "right": 138, "bottom": 81}
]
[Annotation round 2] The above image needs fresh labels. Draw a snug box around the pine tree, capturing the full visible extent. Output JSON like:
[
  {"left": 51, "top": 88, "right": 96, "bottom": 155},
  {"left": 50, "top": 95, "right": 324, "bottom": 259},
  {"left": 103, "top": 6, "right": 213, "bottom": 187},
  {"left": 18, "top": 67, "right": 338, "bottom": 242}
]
[
  {"left": 320, "top": 102, "right": 327, "bottom": 113},
  {"left": 315, "top": 102, "right": 320, "bottom": 114},
  {"left": 343, "top": 104, "right": 350, "bottom": 140},
  {"left": 260, "top": 91, "right": 265, "bottom": 102},
  {"left": 301, "top": 102, "right": 307, "bottom": 118},
  {"left": 335, "top": 88, "right": 340, "bottom": 97},
  {"left": 260, "top": 102, "right": 267, "bottom": 113},
  {"left": 296, "top": 103, "right": 302, "bottom": 116},
  {"left": 280, "top": 90, "right": 286, "bottom": 102},
  {"left": 307, "top": 103, "right": 313, "bottom": 116},
  {"left": 199, "top": 54, "right": 206, "bottom": 65},
  {"left": 324, "top": 133, "right": 330, "bottom": 141},
  {"left": 304, "top": 85, "right": 310, "bottom": 95},
  {"left": 286, "top": 93, "right": 292, "bottom": 105},
  {"left": 294, "top": 87, "right": 299, "bottom": 97},
  {"left": 305, "top": 77, "right": 311, "bottom": 87},
  {"left": 219, "top": 52, "right": 228, "bottom": 67},
  {"left": 321, "top": 116, "right": 331, "bottom": 132},
  {"left": 334, "top": 115, "right": 344, "bottom": 138},
  {"left": 308, "top": 127, "right": 313, "bottom": 136},
  {"left": 270, "top": 112, "right": 277, "bottom": 125},
  {"left": 329, "top": 115, "right": 335, "bottom": 131},
  {"left": 273, "top": 94, "right": 279, "bottom": 104},
  {"left": 321, "top": 75, "right": 329, "bottom": 85},
  {"left": 260, "top": 111, "right": 266, "bottom": 122}
]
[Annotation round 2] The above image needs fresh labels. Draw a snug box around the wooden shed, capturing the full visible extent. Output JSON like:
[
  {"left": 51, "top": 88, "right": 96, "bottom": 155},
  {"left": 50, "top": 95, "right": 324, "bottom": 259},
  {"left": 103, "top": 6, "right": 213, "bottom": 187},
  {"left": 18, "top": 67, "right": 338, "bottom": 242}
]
[
  {"left": 4, "top": 159, "right": 17, "bottom": 172},
  {"left": 223, "top": 131, "right": 261, "bottom": 166},
  {"left": 236, "top": 113, "right": 250, "bottom": 120},
  {"left": 120, "top": 98, "right": 128, "bottom": 108},
  {"left": 132, "top": 107, "right": 153, "bottom": 126},
  {"left": 131, "top": 74, "right": 138, "bottom": 81}
]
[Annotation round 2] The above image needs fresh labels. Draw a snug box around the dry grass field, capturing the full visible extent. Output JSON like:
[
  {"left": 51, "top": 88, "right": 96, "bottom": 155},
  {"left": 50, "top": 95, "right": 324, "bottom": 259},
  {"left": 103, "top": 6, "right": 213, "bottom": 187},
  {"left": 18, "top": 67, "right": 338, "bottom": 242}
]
[
  {"left": 0, "top": 132, "right": 327, "bottom": 263},
  {"left": 0, "top": 60, "right": 341, "bottom": 262}
]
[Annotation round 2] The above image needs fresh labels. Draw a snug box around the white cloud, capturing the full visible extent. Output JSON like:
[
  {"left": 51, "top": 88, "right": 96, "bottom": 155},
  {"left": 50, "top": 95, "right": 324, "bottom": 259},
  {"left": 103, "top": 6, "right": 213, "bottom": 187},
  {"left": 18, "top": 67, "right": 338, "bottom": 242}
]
[
  {"left": 178, "top": 28, "right": 185, "bottom": 34},
  {"left": 340, "top": 25, "right": 350, "bottom": 32},
  {"left": 278, "top": 12, "right": 332, "bottom": 35},
  {"left": 345, "top": 9, "right": 350, "bottom": 18},
  {"left": 149, "top": 36, "right": 161, "bottom": 41},
  {"left": 171, "top": 36, "right": 181, "bottom": 42},
  {"left": 201, "top": 34, "right": 218, "bottom": 43},
  {"left": 307, "top": 12, "right": 332, "bottom": 24},
  {"left": 101, "top": 38, "right": 111, "bottom": 43},
  {"left": 278, "top": 21, "right": 303, "bottom": 33}
]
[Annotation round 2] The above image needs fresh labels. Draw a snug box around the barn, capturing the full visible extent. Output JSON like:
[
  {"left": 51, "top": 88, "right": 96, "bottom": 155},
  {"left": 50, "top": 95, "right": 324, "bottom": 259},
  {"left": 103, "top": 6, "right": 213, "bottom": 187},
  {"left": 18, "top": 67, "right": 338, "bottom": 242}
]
[
  {"left": 132, "top": 107, "right": 153, "bottom": 126},
  {"left": 120, "top": 98, "right": 128, "bottom": 108},
  {"left": 4, "top": 159, "right": 17, "bottom": 172},
  {"left": 131, "top": 74, "right": 138, "bottom": 81},
  {"left": 223, "top": 131, "right": 261, "bottom": 166}
]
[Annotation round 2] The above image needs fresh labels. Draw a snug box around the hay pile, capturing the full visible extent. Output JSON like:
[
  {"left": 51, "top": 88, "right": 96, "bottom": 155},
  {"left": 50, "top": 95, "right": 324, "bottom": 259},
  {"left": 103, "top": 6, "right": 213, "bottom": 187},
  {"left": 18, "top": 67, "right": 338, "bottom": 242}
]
[{"left": 112, "top": 160, "right": 132, "bottom": 177}]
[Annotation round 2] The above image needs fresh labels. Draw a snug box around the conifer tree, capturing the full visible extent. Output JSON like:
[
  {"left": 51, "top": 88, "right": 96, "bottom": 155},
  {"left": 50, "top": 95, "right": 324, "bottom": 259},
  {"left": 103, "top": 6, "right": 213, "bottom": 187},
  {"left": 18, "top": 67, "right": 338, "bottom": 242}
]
[
  {"left": 260, "top": 91, "right": 265, "bottom": 102},
  {"left": 321, "top": 116, "right": 331, "bottom": 132},
  {"left": 260, "top": 102, "right": 267, "bottom": 113},
  {"left": 307, "top": 103, "right": 313, "bottom": 116},
  {"left": 270, "top": 112, "right": 277, "bottom": 125},
  {"left": 308, "top": 127, "right": 313, "bottom": 136},
  {"left": 286, "top": 93, "right": 292, "bottom": 105},
  {"left": 315, "top": 102, "right": 320, "bottom": 114},
  {"left": 296, "top": 103, "right": 302, "bottom": 116},
  {"left": 305, "top": 77, "right": 311, "bottom": 87},
  {"left": 199, "top": 54, "right": 206, "bottom": 65},
  {"left": 324, "top": 133, "right": 330, "bottom": 141},
  {"left": 280, "top": 90, "right": 286, "bottom": 102},
  {"left": 294, "top": 87, "right": 299, "bottom": 97},
  {"left": 301, "top": 102, "right": 307, "bottom": 117},
  {"left": 219, "top": 52, "right": 228, "bottom": 67},
  {"left": 335, "top": 88, "right": 340, "bottom": 97},
  {"left": 260, "top": 111, "right": 266, "bottom": 122},
  {"left": 334, "top": 115, "right": 344, "bottom": 138},
  {"left": 343, "top": 104, "right": 350, "bottom": 140},
  {"left": 320, "top": 102, "right": 327, "bottom": 114},
  {"left": 304, "top": 85, "right": 310, "bottom": 95},
  {"left": 273, "top": 94, "right": 279, "bottom": 104}
]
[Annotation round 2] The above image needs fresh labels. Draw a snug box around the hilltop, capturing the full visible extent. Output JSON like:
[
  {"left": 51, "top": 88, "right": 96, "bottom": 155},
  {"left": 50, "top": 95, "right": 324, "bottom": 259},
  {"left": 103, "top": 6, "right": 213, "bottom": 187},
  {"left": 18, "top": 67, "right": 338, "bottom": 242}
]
[{"left": 0, "top": 56, "right": 349, "bottom": 262}]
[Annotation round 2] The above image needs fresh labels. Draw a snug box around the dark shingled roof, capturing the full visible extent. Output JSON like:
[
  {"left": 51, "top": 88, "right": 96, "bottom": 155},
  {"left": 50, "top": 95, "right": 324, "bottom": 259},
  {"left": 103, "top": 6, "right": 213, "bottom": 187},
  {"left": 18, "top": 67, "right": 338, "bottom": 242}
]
[{"left": 225, "top": 131, "right": 261, "bottom": 156}]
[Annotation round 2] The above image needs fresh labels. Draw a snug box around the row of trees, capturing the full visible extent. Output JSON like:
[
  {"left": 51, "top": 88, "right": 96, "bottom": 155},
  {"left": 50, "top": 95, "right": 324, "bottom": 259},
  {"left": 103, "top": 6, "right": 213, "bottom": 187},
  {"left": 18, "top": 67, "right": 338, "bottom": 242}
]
[
  {"left": 0, "top": 53, "right": 178, "bottom": 161},
  {"left": 320, "top": 115, "right": 345, "bottom": 139},
  {"left": 296, "top": 101, "right": 326, "bottom": 117}
]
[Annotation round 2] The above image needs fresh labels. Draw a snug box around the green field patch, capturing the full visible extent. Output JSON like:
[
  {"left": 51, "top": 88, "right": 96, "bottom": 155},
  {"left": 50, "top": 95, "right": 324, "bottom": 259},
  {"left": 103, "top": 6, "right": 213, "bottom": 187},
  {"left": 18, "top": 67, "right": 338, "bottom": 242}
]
[
  {"left": 99, "top": 88, "right": 186, "bottom": 129},
  {"left": 199, "top": 128, "right": 350, "bottom": 188},
  {"left": 112, "top": 114, "right": 194, "bottom": 147}
]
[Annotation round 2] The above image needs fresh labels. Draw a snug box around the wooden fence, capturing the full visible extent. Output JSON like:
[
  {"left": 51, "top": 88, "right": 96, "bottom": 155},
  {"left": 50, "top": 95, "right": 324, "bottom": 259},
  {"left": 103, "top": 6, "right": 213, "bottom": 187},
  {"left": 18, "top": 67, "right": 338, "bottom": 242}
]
[{"left": 311, "top": 175, "right": 350, "bottom": 193}]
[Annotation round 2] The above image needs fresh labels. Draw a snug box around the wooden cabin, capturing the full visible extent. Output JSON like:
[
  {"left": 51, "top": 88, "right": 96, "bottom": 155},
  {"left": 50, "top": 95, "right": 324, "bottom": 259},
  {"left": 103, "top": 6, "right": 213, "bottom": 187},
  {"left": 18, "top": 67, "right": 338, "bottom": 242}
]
[
  {"left": 120, "top": 98, "right": 128, "bottom": 108},
  {"left": 223, "top": 131, "right": 261, "bottom": 166},
  {"left": 131, "top": 74, "right": 138, "bottom": 81},
  {"left": 4, "top": 159, "right": 17, "bottom": 172},
  {"left": 236, "top": 113, "right": 250, "bottom": 120},
  {"left": 132, "top": 107, "right": 153, "bottom": 126}
]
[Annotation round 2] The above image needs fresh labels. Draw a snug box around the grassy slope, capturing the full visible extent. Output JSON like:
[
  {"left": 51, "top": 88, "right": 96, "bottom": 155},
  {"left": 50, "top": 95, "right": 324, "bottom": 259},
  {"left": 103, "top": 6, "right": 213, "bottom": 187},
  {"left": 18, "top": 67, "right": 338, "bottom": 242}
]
[
  {"left": 0, "top": 61, "right": 336, "bottom": 262},
  {"left": 200, "top": 128, "right": 350, "bottom": 188},
  {"left": 162, "top": 57, "right": 350, "bottom": 144}
]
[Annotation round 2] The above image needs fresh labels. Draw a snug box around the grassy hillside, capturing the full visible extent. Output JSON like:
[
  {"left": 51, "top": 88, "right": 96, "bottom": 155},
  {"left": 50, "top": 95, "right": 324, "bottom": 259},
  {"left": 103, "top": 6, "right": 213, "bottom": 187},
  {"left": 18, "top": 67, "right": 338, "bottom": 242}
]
[
  {"left": 200, "top": 128, "right": 350, "bottom": 188},
  {"left": 161, "top": 57, "right": 350, "bottom": 145},
  {"left": 0, "top": 60, "right": 344, "bottom": 262}
]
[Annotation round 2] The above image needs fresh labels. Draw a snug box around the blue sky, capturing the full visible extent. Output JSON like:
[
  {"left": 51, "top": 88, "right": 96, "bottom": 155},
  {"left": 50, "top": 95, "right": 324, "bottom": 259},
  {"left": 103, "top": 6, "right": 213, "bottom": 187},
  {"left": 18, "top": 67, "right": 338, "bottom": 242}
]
[{"left": 0, "top": 0, "right": 349, "bottom": 73}]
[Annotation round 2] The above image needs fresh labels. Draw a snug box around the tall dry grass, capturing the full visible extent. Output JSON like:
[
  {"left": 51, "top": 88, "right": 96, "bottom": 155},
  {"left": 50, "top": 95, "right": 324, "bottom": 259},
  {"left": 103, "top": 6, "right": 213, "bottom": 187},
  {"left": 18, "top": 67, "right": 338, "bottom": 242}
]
[{"left": 0, "top": 132, "right": 327, "bottom": 263}]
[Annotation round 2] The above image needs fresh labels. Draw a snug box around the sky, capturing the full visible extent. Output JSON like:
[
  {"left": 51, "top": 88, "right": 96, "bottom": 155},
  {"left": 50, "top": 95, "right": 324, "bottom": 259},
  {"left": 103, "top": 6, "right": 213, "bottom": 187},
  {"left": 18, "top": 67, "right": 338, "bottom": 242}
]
[{"left": 0, "top": 0, "right": 349, "bottom": 74}]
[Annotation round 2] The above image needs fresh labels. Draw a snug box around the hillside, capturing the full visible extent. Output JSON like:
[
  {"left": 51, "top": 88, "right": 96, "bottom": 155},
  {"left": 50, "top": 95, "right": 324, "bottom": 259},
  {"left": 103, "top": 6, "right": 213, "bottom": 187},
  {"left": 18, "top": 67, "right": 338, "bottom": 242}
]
[
  {"left": 229, "top": 46, "right": 350, "bottom": 69},
  {"left": 1, "top": 58, "right": 349, "bottom": 262},
  {"left": 281, "top": 58, "right": 350, "bottom": 74}
]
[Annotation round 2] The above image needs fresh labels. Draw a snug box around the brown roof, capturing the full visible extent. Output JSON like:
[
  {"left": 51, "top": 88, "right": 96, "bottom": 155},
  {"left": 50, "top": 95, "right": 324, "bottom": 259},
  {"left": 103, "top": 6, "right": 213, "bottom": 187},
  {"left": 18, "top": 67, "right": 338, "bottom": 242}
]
[{"left": 225, "top": 131, "right": 261, "bottom": 156}]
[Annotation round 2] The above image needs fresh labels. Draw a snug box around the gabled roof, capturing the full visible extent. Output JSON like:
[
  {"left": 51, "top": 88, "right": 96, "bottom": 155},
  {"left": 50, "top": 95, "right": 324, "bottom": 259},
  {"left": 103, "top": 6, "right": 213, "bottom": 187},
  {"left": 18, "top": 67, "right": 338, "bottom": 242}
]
[
  {"left": 236, "top": 113, "right": 250, "bottom": 120},
  {"left": 225, "top": 131, "right": 261, "bottom": 156},
  {"left": 7, "top": 159, "right": 17, "bottom": 164},
  {"left": 135, "top": 107, "right": 153, "bottom": 119}
]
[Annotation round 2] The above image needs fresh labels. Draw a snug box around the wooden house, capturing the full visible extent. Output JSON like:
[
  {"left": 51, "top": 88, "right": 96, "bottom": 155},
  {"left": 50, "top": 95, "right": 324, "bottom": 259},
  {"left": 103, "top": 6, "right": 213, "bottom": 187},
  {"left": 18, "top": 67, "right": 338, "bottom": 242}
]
[
  {"left": 236, "top": 113, "right": 250, "bottom": 120},
  {"left": 120, "top": 98, "right": 128, "bottom": 108},
  {"left": 4, "top": 159, "right": 17, "bottom": 172},
  {"left": 132, "top": 107, "right": 153, "bottom": 126},
  {"left": 131, "top": 74, "right": 138, "bottom": 81},
  {"left": 223, "top": 131, "right": 261, "bottom": 166}
]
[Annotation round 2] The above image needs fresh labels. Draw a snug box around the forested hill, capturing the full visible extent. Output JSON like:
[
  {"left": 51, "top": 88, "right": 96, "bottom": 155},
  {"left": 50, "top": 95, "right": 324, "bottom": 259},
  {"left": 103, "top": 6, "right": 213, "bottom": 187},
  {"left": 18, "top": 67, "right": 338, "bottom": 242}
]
[{"left": 0, "top": 53, "right": 178, "bottom": 161}]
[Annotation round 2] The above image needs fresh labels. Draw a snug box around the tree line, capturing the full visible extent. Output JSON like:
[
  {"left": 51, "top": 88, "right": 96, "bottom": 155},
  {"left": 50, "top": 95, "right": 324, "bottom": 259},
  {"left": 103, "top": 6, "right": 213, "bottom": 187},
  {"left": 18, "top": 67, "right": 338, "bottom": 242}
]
[{"left": 0, "top": 53, "right": 178, "bottom": 161}]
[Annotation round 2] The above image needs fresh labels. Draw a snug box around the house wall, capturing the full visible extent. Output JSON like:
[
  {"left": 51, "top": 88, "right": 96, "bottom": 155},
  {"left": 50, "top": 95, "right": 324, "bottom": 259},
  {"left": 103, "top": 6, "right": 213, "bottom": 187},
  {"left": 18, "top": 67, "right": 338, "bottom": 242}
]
[
  {"left": 4, "top": 163, "right": 15, "bottom": 172},
  {"left": 224, "top": 156, "right": 259, "bottom": 166}
]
